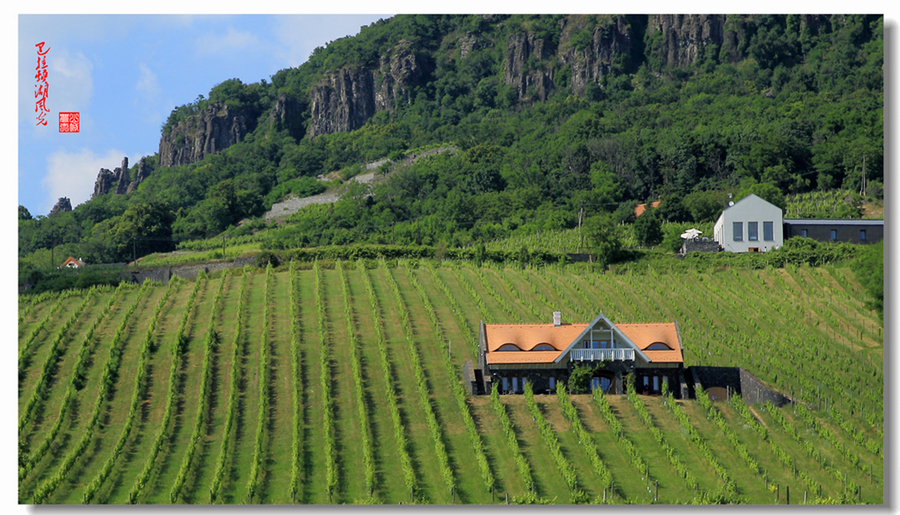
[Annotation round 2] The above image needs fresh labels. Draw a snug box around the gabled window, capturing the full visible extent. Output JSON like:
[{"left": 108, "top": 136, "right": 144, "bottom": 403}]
[
  {"left": 533, "top": 344, "right": 555, "bottom": 351},
  {"left": 497, "top": 344, "right": 522, "bottom": 351},
  {"left": 733, "top": 222, "right": 743, "bottom": 241},
  {"left": 748, "top": 221, "right": 758, "bottom": 241}
]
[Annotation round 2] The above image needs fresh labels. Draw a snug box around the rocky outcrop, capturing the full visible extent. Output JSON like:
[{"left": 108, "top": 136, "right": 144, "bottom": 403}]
[
  {"left": 558, "top": 16, "right": 636, "bottom": 96},
  {"left": 269, "top": 93, "right": 306, "bottom": 140},
  {"left": 125, "top": 157, "right": 153, "bottom": 194},
  {"left": 646, "top": 15, "right": 726, "bottom": 67},
  {"left": 306, "top": 40, "right": 422, "bottom": 138},
  {"left": 458, "top": 32, "right": 487, "bottom": 59},
  {"left": 114, "top": 157, "right": 130, "bottom": 195},
  {"left": 374, "top": 40, "right": 421, "bottom": 112},
  {"left": 503, "top": 32, "right": 556, "bottom": 101},
  {"left": 158, "top": 102, "right": 250, "bottom": 168},
  {"left": 49, "top": 197, "right": 72, "bottom": 215},
  {"left": 92, "top": 168, "right": 115, "bottom": 198}
]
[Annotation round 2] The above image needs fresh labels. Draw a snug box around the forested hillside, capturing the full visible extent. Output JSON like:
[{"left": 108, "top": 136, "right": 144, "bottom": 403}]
[{"left": 19, "top": 14, "right": 883, "bottom": 278}]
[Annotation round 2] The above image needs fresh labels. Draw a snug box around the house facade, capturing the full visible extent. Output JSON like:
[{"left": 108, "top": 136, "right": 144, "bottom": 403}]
[
  {"left": 476, "top": 312, "right": 685, "bottom": 397},
  {"left": 783, "top": 218, "right": 883, "bottom": 244},
  {"left": 713, "top": 194, "right": 784, "bottom": 253}
]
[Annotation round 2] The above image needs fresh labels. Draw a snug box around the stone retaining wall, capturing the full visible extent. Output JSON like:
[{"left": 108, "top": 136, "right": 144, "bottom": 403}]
[{"left": 124, "top": 256, "right": 256, "bottom": 284}]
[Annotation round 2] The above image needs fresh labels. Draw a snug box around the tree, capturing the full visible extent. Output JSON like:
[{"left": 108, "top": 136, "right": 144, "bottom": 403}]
[
  {"left": 736, "top": 182, "right": 787, "bottom": 212},
  {"left": 584, "top": 213, "right": 622, "bottom": 268},
  {"left": 855, "top": 241, "right": 883, "bottom": 320},
  {"left": 682, "top": 190, "right": 728, "bottom": 222},
  {"left": 19, "top": 206, "right": 33, "bottom": 221},
  {"left": 567, "top": 364, "right": 593, "bottom": 394},
  {"left": 108, "top": 202, "right": 175, "bottom": 261},
  {"left": 633, "top": 211, "right": 663, "bottom": 247}
]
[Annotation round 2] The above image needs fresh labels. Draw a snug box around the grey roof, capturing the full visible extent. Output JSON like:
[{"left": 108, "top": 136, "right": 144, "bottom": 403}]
[{"left": 784, "top": 219, "right": 883, "bottom": 226}]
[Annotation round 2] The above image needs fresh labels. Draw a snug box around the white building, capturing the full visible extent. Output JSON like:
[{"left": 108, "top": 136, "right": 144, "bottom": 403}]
[{"left": 713, "top": 194, "right": 783, "bottom": 253}]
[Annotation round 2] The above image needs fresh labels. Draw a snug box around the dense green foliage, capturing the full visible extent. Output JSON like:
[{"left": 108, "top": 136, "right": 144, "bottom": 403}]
[{"left": 19, "top": 14, "right": 882, "bottom": 288}]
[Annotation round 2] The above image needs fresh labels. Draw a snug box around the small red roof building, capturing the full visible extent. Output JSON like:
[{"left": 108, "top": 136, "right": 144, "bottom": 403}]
[
  {"left": 634, "top": 200, "right": 661, "bottom": 218},
  {"left": 59, "top": 257, "right": 86, "bottom": 269}
]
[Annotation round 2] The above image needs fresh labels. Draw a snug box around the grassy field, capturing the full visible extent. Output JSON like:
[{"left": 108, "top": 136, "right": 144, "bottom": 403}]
[{"left": 18, "top": 260, "right": 883, "bottom": 504}]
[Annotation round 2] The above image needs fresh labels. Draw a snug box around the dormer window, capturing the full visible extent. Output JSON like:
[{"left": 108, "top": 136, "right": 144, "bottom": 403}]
[
  {"left": 497, "top": 344, "right": 522, "bottom": 351},
  {"left": 533, "top": 344, "right": 555, "bottom": 351},
  {"left": 646, "top": 342, "right": 672, "bottom": 350}
]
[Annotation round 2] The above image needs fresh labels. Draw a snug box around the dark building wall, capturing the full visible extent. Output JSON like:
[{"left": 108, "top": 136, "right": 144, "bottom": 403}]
[
  {"left": 487, "top": 360, "right": 685, "bottom": 398},
  {"left": 783, "top": 221, "right": 883, "bottom": 244},
  {"left": 689, "top": 366, "right": 790, "bottom": 406},
  {"left": 682, "top": 240, "right": 721, "bottom": 254},
  {"left": 739, "top": 368, "right": 791, "bottom": 407}
]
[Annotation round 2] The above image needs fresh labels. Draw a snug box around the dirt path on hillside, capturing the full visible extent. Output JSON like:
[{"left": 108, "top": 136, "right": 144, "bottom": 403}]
[{"left": 263, "top": 147, "right": 457, "bottom": 222}]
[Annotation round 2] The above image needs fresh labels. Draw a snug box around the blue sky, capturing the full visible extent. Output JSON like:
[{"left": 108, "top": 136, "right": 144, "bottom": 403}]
[{"left": 17, "top": 14, "right": 390, "bottom": 216}]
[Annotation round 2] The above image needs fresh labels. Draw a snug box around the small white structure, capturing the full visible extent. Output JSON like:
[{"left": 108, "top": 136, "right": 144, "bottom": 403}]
[{"left": 713, "top": 194, "right": 783, "bottom": 253}]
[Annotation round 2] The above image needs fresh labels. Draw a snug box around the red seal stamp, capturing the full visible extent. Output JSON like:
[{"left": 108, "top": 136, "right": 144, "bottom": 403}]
[{"left": 59, "top": 112, "right": 79, "bottom": 133}]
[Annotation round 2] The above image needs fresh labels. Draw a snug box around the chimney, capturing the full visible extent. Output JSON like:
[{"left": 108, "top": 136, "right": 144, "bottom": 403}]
[{"left": 553, "top": 311, "right": 561, "bottom": 327}]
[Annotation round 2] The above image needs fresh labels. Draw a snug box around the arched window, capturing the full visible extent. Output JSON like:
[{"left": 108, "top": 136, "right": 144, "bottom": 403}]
[
  {"left": 497, "top": 344, "right": 522, "bottom": 351},
  {"left": 533, "top": 343, "right": 555, "bottom": 351},
  {"left": 646, "top": 342, "right": 672, "bottom": 350}
]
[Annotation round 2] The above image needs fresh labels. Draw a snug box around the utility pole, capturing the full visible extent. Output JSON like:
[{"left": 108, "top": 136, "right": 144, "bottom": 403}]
[{"left": 577, "top": 200, "right": 585, "bottom": 252}]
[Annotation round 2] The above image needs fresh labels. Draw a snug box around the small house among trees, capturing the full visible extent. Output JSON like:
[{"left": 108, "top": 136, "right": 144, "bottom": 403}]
[
  {"left": 475, "top": 312, "right": 685, "bottom": 397},
  {"left": 59, "top": 257, "right": 86, "bottom": 269}
]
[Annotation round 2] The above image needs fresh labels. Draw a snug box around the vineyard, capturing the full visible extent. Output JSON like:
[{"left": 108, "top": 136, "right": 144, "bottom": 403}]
[{"left": 18, "top": 260, "right": 883, "bottom": 504}]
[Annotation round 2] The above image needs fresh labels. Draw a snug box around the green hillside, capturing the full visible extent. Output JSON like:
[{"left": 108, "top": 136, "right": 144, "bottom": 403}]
[
  {"left": 18, "top": 260, "right": 883, "bottom": 504},
  {"left": 19, "top": 14, "right": 883, "bottom": 287}
]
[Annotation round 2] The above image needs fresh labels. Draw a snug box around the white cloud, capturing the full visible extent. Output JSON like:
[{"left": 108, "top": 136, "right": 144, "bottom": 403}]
[
  {"left": 41, "top": 148, "right": 130, "bottom": 212},
  {"left": 49, "top": 49, "right": 94, "bottom": 114},
  {"left": 272, "top": 15, "right": 391, "bottom": 69},
  {"left": 136, "top": 63, "right": 161, "bottom": 99},
  {"left": 195, "top": 26, "right": 260, "bottom": 56}
]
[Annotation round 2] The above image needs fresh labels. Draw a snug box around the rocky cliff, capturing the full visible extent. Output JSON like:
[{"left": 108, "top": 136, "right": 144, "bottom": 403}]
[
  {"left": 645, "top": 15, "right": 727, "bottom": 67},
  {"left": 158, "top": 102, "right": 251, "bottom": 167},
  {"left": 306, "top": 40, "right": 422, "bottom": 138},
  {"left": 114, "top": 157, "right": 130, "bottom": 195},
  {"left": 91, "top": 156, "right": 154, "bottom": 198},
  {"left": 49, "top": 197, "right": 72, "bottom": 215},
  {"left": 269, "top": 93, "right": 306, "bottom": 141},
  {"left": 92, "top": 168, "right": 115, "bottom": 198},
  {"left": 126, "top": 157, "right": 153, "bottom": 194}
]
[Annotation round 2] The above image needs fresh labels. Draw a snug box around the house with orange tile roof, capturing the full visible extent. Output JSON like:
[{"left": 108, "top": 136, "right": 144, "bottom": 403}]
[
  {"left": 59, "top": 256, "right": 86, "bottom": 269},
  {"left": 475, "top": 311, "right": 685, "bottom": 397},
  {"left": 634, "top": 200, "right": 661, "bottom": 218}
]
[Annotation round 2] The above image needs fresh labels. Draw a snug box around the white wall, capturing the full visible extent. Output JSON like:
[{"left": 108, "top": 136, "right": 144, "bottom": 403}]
[{"left": 714, "top": 194, "right": 783, "bottom": 253}]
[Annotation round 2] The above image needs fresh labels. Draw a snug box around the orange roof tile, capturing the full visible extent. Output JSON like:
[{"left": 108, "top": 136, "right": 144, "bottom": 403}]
[
  {"left": 484, "top": 323, "right": 588, "bottom": 352},
  {"left": 634, "top": 201, "right": 661, "bottom": 218},
  {"left": 617, "top": 322, "right": 683, "bottom": 363},
  {"left": 487, "top": 351, "right": 563, "bottom": 365},
  {"left": 484, "top": 319, "right": 683, "bottom": 366}
]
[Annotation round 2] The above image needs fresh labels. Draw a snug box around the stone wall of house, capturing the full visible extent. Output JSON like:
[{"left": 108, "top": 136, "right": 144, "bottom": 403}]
[
  {"left": 124, "top": 256, "right": 256, "bottom": 284},
  {"left": 688, "top": 366, "right": 789, "bottom": 406},
  {"left": 739, "top": 368, "right": 791, "bottom": 407},
  {"left": 682, "top": 240, "right": 721, "bottom": 254},
  {"left": 462, "top": 360, "right": 479, "bottom": 396}
]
